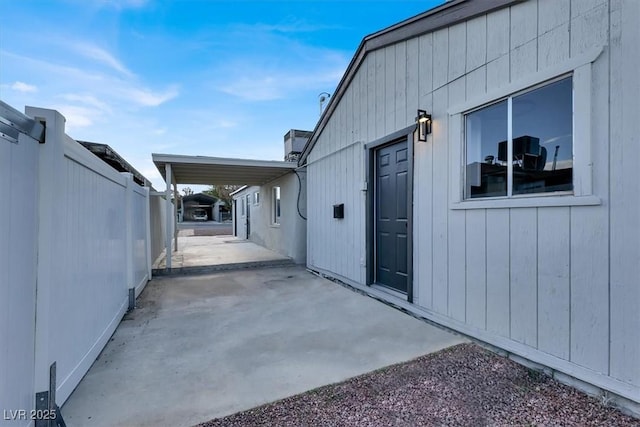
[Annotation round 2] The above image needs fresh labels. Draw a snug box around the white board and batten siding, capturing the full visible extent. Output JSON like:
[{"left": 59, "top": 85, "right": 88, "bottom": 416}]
[{"left": 306, "top": 0, "right": 640, "bottom": 405}]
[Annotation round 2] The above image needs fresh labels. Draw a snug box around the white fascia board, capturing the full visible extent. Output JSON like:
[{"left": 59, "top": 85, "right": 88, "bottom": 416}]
[{"left": 151, "top": 153, "right": 296, "bottom": 169}]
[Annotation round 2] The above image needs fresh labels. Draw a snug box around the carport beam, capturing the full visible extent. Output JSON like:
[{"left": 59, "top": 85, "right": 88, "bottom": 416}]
[{"left": 165, "top": 163, "right": 172, "bottom": 269}]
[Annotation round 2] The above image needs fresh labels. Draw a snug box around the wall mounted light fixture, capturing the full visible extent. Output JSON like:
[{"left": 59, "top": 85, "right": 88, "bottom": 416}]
[{"left": 416, "top": 109, "right": 432, "bottom": 142}]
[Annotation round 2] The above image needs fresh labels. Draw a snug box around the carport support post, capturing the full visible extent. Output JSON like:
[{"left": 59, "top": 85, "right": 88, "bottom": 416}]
[
  {"left": 165, "top": 163, "right": 172, "bottom": 269},
  {"left": 173, "top": 175, "right": 178, "bottom": 252}
]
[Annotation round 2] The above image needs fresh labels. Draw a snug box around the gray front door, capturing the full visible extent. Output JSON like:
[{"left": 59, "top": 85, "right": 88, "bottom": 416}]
[{"left": 375, "top": 140, "right": 408, "bottom": 293}]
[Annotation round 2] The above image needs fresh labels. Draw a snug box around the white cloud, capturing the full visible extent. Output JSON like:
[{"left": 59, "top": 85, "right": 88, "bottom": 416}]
[
  {"left": 60, "top": 93, "right": 112, "bottom": 113},
  {"left": 11, "top": 81, "right": 38, "bottom": 93},
  {"left": 216, "top": 119, "right": 237, "bottom": 129},
  {"left": 66, "top": 0, "right": 149, "bottom": 10},
  {"left": 123, "top": 85, "right": 180, "bottom": 107},
  {"left": 69, "top": 42, "right": 133, "bottom": 77},
  {"left": 2, "top": 50, "right": 179, "bottom": 109},
  {"left": 219, "top": 76, "right": 283, "bottom": 101},
  {"left": 218, "top": 67, "right": 345, "bottom": 101},
  {"left": 106, "top": 0, "right": 148, "bottom": 8},
  {"left": 55, "top": 105, "right": 97, "bottom": 129}
]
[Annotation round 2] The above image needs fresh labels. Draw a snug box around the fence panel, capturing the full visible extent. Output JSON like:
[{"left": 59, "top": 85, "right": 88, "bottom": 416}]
[
  {"left": 48, "top": 134, "right": 130, "bottom": 403},
  {"left": 149, "top": 194, "right": 167, "bottom": 264},
  {"left": 1, "top": 103, "right": 159, "bottom": 420},
  {"left": 132, "top": 184, "right": 150, "bottom": 296},
  {"left": 0, "top": 130, "right": 39, "bottom": 427},
  {"left": 24, "top": 106, "right": 155, "bottom": 407}
]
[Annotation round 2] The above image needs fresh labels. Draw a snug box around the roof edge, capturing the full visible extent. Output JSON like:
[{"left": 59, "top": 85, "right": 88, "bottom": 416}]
[
  {"left": 299, "top": 0, "right": 524, "bottom": 165},
  {"left": 152, "top": 153, "right": 297, "bottom": 168},
  {"left": 229, "top": 185, "right": 248, "bottom": 196}
]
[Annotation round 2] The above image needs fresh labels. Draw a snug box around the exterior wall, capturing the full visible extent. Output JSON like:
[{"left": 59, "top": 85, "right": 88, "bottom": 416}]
[
  {"left": 233, "top": 171, "right": 307, "bottom": 263},
  {"left": 307, "top": 0, "right": 639, "bottom": 404}
]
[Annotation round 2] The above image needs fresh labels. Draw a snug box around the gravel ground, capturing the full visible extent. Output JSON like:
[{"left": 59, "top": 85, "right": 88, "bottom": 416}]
[{"left": 197, "top": 343, "right": 639, "bottom": 427}]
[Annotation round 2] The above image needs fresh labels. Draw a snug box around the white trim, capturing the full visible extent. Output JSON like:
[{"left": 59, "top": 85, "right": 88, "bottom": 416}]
[
  {"left": 451, "top": 51, "right": 599, "bottom": 206},
  {"left": 271, "top": 186, "right": 281, "bottom": 225},
  {"left": 152, "top": 153, "right": 296, "bottom": 169},
  {"left": 229, "top": 185, "right": 248, "bottom": 196},
  {"left": 450, "top": 194, "right": 601, "bottom": 210},
  {"left": 572, "top": 63, "right": 593, "bottom": 197},
  {"left": 448, "top": 46, "right": 604, "bottom": 115},
  {"left": 507, "top": 97, "right": 513, "bottom": 197}
]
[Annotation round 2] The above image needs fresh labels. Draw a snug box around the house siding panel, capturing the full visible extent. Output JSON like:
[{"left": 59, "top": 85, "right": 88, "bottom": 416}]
[
  {"left": 306, "top": 0, "right": 640, "bottom": 404},
  {"left": 609, "top": 0, "right": 640, "bottom": 388}
]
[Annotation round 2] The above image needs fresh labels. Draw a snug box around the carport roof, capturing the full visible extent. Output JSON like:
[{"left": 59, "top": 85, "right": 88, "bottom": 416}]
[{"left": 152, "top": 153, "right": 296, "bottom": 186}]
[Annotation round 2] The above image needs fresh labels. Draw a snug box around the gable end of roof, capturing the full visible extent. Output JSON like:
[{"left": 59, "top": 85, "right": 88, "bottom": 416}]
[{"left": 299, "top": 0, "right": 524, "bottom": 165}]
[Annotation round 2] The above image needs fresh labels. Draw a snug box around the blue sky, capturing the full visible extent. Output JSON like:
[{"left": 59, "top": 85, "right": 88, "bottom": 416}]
[{"left": 1, "top": 0, "right": 442, "bottom": 190}]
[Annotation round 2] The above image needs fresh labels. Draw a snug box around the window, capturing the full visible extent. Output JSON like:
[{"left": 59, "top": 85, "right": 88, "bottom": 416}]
[
  {"left": 272, "top": 186, "right": 281, "bottom": 225},
  {"left": 246, "top": 194, "right": 250, "bottom": 211},
  {"left": 465, "top": 76, "right": 573, "bottom": 199},
  {"left": 241, "top": 197, "right": 245, "bottom": 216},
  {"left": 254, "top": 192, "right": 260, "bottom": 205}
]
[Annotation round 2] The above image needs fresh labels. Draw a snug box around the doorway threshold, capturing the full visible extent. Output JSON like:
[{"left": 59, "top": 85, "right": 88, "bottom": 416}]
[{"left": 370, "top": 283, "right": 408, "bottom": 301}]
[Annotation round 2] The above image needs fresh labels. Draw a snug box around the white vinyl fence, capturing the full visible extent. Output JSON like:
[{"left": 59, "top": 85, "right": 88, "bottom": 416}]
[{"left": 0, "top": 103, "right": 162, "bottom": 426}]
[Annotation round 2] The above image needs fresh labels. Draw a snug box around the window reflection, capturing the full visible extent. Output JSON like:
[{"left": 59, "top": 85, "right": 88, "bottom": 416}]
[
  {"left": 465, "top": 100, "right": 508, "bottom": 198},
  {"left": 512, "top": 77, "right": 573, "bottom": 194},
  {"left": 464, "top": 77, "right": 573, "bottom": 199}
]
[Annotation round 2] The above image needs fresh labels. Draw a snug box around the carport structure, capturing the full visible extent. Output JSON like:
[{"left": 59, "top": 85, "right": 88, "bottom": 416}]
[{"left": 152, "top": 153, "right": 296, "bottom": 269}]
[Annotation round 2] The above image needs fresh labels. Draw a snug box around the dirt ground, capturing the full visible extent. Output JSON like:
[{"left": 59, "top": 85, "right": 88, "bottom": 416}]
[{"left": 198, "top": 343, "right": 640, "bottom": 427}]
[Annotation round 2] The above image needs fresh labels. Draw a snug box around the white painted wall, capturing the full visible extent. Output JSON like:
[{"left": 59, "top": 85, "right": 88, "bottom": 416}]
[
  {"left": 306, "top": 0, "right": 639, "bottom": 405},
  {"left": 1, "top": 105, "right": 157, "bottom": 422},
  {"left": 233, "top": 171, "right": 307, "bottom": 263}
]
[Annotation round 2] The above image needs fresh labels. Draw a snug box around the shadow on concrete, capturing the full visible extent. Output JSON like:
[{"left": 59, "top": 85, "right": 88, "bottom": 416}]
[
  {"left": 153, "top": 232, "right": 293, "bottom": 276},
  {"left": 61, "top": 265, "right": 466, "bottom": 427}
]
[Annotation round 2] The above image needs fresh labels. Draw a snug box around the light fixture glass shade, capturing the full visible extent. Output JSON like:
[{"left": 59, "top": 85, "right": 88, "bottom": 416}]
[{"left": 416, "top": 109, "right": 432, "bottom": 141}]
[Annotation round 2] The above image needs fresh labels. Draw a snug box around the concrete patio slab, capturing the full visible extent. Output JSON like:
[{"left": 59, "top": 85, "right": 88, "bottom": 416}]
[
  {"left": 61, "top": 266, "right": 466, "bottom": 427},
  {"left": 154, "top": 235, "right": 291, "bottom": 272}
]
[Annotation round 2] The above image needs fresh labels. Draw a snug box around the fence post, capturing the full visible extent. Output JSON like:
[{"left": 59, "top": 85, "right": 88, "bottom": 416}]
[
  {"left": 26, "top": 106, "right": 66, "bottom": 400},
  {"left": 144, "top": 186, "right": 152, "bottom": 280},
  {"left": 122, "top": 173, "right": 134, "bottom": 310}
]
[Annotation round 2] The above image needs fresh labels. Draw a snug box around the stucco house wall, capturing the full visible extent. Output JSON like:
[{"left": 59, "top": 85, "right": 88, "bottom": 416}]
[{"left": 232, "top": 171, "right": 307, "bottom": 264}]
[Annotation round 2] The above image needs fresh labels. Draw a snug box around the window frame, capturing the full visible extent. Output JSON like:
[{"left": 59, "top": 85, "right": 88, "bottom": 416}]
[
  {"left": 448, "top": 47, "right": 603, "bottom": 210},
  {"left": 254, "top": 191, "right": 260, "bottom": 205},
  {"left": 463, "top": 74, "right": 574, "bottom": 200},
  {"left": 271, "top": 186, "right": 281, "bottom": 225}
]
